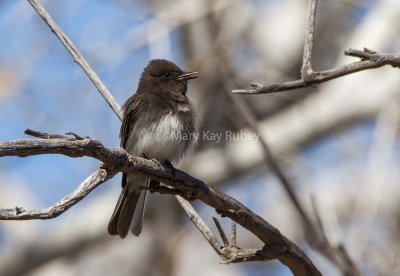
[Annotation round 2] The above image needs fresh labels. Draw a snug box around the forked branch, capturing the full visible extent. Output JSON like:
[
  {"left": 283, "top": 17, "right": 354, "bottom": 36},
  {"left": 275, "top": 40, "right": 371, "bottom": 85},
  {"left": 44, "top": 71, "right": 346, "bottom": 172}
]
[
  {"left": 233, "top": 0, "right": 400, "bottom": 95},
  {"left": 0, "top": 130, "right": 321, "bottom": 275}
]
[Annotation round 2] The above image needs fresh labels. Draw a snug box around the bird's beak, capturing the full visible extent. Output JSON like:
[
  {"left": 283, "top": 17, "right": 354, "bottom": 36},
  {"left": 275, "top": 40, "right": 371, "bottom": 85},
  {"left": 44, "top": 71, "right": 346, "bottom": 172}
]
[{"left": 176, "top": 71, "right": 199, "bottom": 81}]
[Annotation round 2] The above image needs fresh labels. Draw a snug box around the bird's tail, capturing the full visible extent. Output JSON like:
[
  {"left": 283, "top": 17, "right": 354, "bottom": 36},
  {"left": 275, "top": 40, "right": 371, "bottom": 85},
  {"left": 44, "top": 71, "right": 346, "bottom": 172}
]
[{"left": 108, "top": 174, "right": 148, "bottom": 238}]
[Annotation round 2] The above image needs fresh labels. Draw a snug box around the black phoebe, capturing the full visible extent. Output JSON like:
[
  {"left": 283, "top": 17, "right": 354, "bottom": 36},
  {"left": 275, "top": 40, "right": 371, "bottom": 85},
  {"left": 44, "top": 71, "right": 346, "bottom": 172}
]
[{"left": 108, "top": 59, "right": 198, "bottom": 238}]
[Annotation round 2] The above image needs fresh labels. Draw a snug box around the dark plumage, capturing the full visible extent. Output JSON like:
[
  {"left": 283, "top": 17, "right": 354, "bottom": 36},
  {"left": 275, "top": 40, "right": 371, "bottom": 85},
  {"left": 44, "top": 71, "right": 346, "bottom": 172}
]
[{"left": 108, "top": 59, "right": 198, "bottom": 238}]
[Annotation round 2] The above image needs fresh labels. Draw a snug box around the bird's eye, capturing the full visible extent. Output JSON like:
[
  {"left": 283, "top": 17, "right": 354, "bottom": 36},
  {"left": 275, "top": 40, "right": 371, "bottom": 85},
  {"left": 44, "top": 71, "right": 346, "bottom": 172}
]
[{"left": 161, "top": 72, "right": 170, "bottom": 78}]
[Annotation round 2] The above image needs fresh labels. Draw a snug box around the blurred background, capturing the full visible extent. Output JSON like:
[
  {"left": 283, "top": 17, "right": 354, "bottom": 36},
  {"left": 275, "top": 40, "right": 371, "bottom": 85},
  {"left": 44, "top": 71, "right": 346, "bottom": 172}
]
[{"left": 1, "top": 0, "right": 400, "bottom": 275}]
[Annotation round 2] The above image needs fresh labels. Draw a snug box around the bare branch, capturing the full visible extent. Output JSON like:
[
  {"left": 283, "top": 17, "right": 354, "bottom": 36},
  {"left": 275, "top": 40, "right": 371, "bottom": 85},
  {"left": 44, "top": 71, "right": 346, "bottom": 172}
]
[
  {"left": 25, "top": 128, "right": 71, "bottom": 139},
  {"left": 301, "top": 0, "right": 318, "bottom": 78},
  {"left": 0, "top": 132, "right": 321, "bottom": 275},
  {"left": 310, "top": 198, "right": 361, "bottom": 276},
  {"left": 213, "top": 217, "right": 229, "bottom": 246},
  {"left": 234, "top": 50, "right": 400, "bottom": 95},
  {"left": 176, "top": 197, "right": 225, "bottom": 258},
  {"left": 26, "top": 0, "right": 123, "bottom": 120},
  {"left": 230, "top": 221, "right": 237, "bottom": 248},
  {"left": 233, "top": 0, "right": 400, "bottom": 95},
  {"left": 0, "top": 169, "right": 113, "bottom": 220}
]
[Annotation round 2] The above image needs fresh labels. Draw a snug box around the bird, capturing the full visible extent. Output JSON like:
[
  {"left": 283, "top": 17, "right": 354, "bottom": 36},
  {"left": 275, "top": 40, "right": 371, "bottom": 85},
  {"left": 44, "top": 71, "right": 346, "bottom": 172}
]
[{"left": 108, "top": 59, "right": 198, "bottom": 238}]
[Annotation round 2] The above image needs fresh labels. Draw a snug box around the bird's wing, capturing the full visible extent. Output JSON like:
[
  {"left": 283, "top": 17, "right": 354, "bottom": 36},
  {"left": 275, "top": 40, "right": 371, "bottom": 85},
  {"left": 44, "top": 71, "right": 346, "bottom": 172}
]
[{"left": 119, "top": 94, "right": 141, "bottom": 148}]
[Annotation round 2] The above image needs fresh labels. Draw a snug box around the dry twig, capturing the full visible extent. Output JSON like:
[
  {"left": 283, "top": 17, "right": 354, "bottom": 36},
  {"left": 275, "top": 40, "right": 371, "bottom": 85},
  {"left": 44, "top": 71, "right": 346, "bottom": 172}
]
[
  {"left": 213, "top": 217, "right": 229, "bottom": 246},
  {"left": 26, "top": 0, "right": 122, "bottom": 119},
  {"left": 233, "top": 0, "right": 400, "bottom": 95}
]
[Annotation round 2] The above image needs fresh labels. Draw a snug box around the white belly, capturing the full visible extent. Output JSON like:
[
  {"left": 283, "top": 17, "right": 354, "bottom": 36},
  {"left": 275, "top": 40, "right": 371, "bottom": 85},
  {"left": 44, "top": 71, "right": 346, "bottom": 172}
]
[{"left": 126, "top": 112, "right": 187, "bottom": 164}]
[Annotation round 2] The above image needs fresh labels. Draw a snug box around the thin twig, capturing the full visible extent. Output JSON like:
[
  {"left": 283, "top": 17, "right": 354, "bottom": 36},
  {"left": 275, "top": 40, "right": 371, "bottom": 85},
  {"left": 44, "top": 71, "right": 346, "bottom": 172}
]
[
  {"left": 27, "top": 0, "right": 122, "bottom": 120},
  {"left": 310, "top": 198, "right": 361, "bottom": 275},
  {"left": 213, "top": 217, "right": 229, "bottom": 246},
  {"left": 230, "top": 221, "right": 237, "bottom": 247},
  {"left": 310, "top": 197, "right": 329, "bottom": 244},
  {"left": 177, "top": 198, "right": 225, "bottom": 258},
  {"left": 234, "top": 48, "right": 400, "bottom": 94},
  {"left": 233, "top": 0, "right": 400, "bottom": 95},
  {"left": 301, "top": 0, "right": 317, "bottom": 79},
  {"left": 24, "top": 129, "right": 69, "bottom": 139},
  {"left": 0, "top": 169, "right": 112, "bottom": 220}
]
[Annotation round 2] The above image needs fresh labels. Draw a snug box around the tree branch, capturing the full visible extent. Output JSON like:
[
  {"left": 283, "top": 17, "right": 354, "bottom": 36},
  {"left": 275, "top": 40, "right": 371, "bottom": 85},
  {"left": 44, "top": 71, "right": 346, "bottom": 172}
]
[
  {"left": 26, "top": 0, "right": 122, "bottom": 119},
  {"left": 0, "top": 131, "right": 321, "bottom": 275},
  {"left": 0, "top": 169, "right": 112, "bottom": 220},
  {"left": 25, "top": 0, "right": 229, "bottom": 265},
  {"left": 232, "top": 0, "right": 400, "bottom": 95},
  {"left": 213, "top": 217, "right": 229, "bottom": 246},
  {"left": 301, "top": 0, "right": 317, "bottom": 79}
]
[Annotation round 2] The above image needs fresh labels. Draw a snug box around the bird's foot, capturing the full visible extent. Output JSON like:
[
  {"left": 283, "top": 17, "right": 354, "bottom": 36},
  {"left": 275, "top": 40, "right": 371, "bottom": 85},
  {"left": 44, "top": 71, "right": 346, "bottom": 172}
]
[{"left": 164, "top": 159, "right": 177, "bottom": 178}]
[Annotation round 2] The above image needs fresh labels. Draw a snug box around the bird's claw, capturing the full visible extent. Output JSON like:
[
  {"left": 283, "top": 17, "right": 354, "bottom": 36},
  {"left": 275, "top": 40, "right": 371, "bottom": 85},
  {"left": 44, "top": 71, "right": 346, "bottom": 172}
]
[{"left": 164, "top": 159, "right": 177, "bottom": 178}]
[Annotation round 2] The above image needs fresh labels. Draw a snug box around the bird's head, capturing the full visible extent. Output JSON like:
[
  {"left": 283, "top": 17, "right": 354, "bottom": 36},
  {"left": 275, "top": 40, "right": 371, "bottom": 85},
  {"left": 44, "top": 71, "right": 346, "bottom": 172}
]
[{"left": 138, "top": 59, "right": 198, "bottom": 96}]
